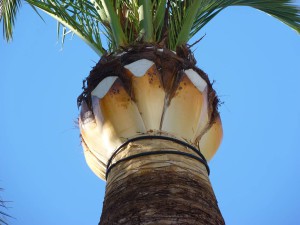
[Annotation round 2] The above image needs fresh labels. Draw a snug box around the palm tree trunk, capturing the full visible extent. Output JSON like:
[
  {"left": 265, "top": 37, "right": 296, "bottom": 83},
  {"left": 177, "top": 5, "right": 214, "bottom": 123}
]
[{"left": 99, "top": 138, "right": 224, "bottom": 225}]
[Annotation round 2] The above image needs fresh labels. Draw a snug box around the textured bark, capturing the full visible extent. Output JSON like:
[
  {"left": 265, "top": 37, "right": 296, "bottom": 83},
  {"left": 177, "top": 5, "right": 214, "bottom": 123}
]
[{"left": 99, "top": 139, "right": 224, "bottom": 225}]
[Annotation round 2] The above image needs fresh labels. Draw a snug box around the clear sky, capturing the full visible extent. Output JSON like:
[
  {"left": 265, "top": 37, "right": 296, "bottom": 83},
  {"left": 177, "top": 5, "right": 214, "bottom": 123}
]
[{"left": 1, "top": 3, "right": 300, "bottom": 225}]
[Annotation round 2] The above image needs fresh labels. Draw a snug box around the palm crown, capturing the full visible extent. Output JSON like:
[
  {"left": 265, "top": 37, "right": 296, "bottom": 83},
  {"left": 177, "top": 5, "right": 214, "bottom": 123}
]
[{"left": 1, "top": 0, "right": 300, "bottom": 54}]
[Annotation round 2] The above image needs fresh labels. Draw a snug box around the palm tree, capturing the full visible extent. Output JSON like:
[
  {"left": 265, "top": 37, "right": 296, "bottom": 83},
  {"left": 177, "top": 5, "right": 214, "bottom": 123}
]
[{"left": 1, "top": 0, "right": 299, "bottom": 224}]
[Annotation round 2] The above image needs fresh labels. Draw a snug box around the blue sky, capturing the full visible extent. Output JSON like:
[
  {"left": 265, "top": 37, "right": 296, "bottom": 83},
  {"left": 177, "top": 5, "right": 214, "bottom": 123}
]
[{"left": 1, "top": 4, "right": 300, "bottom": 225}]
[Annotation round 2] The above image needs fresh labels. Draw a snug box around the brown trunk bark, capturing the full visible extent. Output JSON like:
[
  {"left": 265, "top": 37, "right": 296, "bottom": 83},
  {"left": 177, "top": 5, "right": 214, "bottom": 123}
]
[{"left": 99, "top": 138, "right": 224, "bottom": 225}]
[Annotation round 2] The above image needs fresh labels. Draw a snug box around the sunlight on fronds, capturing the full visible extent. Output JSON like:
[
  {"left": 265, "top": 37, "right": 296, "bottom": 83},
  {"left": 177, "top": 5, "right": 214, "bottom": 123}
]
[
  {"left": 169, "top": 0, "right": 300, "bottom": 48},
  {"left": 3, "top": 0, "right": 299, "bottom": 53},
  {"left": 26, "top": 0, "right": 106, "bottom": 55},
  {"left": 189, "top": 0, "right": 300, "bottom": 44},
  {"left": 0, "top": 0, "right": 21, "bottom": 41}
]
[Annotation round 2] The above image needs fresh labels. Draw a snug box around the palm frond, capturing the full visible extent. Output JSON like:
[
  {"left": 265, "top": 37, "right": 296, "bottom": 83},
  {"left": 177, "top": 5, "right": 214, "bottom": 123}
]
[
  {"left": 175, "top": 1, "right": 205, "bottom": 47},
  {"left": 153, "top": 0, "right": 166, "bottom": 42},
  {"left": 233, "top": 0, "right": 300, "bottom": 33},
  {"left": 0, "top": 0, "right": 21, "bottom": 41},
  {"left": 26, "top": 0, "right": 106, "bottom": 55},
  {"left": 3, "top": 0, "right": 299, "bottom": 53},
  {"left": 0, "top": 188, "right": 12, "bottom": 225},
  {"left": 138, "top": 0, "right": 154, "bottom": 42},
  {"left": 189, "top": 0, "right": 300, "bottom": 46},
  {"left": 99, "top": 0, "right": 127, "bottom": 47}
]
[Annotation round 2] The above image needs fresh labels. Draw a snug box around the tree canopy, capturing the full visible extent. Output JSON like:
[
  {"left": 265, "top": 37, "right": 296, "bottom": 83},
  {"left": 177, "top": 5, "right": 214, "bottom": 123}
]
[{"left": 1, "top": 0, "right": 300, "bottom": 55}]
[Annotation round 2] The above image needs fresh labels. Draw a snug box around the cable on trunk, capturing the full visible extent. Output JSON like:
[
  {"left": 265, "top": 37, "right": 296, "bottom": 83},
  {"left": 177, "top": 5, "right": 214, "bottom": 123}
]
[{"left": 106, "top": 135, "right": 209, "bottom": 180}]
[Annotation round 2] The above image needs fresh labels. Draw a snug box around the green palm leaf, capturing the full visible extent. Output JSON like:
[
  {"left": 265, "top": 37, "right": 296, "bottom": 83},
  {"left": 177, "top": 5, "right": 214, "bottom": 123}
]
[
  {"left": 2, "top": 0, "right": 299, "bottom": 53},
  {"left": 27, "top": 0, "right": 107, "bottom": 55},
  {"left": 0, "top": 0, "right": 21, "bottom": 40},
  {"left": 174, "top": 0, "right": 300, "bottom": 47},
  {"left": 138, "top": 0, "right": 154, "bottom": 42},
  {"left": 99, "top": 0, "right": 127, "bottom": 47}
]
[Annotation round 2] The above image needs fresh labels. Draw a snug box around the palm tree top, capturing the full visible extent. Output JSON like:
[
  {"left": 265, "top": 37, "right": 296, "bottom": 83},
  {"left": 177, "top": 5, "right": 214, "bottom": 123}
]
[{"left": 1, "top": 0, "right": 300, "bottom": 55}]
